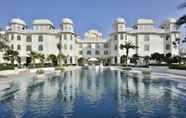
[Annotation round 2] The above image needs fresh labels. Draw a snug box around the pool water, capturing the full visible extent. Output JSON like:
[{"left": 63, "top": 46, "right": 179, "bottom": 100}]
[{"left": 0, "top": 68, "right": 186, "bottom": 118}]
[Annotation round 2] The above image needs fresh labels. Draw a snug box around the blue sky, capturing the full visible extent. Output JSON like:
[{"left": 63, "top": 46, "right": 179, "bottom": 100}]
[{"left": 0, "top": 0, "right": 185, "bottom": 38}]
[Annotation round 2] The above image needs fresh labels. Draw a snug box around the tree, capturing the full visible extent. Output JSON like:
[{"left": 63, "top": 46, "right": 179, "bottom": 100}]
[
  {"left": 57, "top": 39, "right": 65, "bottom": 66},
  {"left": 120, "top": 55, "right": 126, "bottom": 64},
  {"left": 177, "top": 2, "right": 186, "bottom": 9},
  {"left": 120, "top": 41, "right": 137, "bottom": 67},
  {"left": 172, "top": 56, "right": 182, "bottom": 64},
  {"left": 151, "top": 52, "right": 164, "bottom": 64},
  {"left": 3, "top": 49, "right": 19, "bottom": 65},
  {"left": 47, "top": 54, "right": 57, "bottom": 66},
  {"left": 131, "top": 54, "right": 139, "bottom": 65},
  {"left": 38, "top": 53, "right": 45, "bottom": 65},
  {"left": 77, "top": 57, "right": 86, "bottom": 66},
  {"left": 176, "top": 15, "right": 186, "bottom": 28},
  {"left": 29, "top": 51, "right": 39, "bottom": 67},
  {"left": 0, "top": 33, "right": 9, "bottom": 51},
  {"left": 164, "top": 53, "right": 172, "bottom": 64},
  {"left": 57, "top": 54, "right": 66, "bottom": 65},
  {"left": 177, "top": 2, "right": 186, "bottom": 27},
  {"left": 144, "top": 56, "right": 150, "bottom": 65}
]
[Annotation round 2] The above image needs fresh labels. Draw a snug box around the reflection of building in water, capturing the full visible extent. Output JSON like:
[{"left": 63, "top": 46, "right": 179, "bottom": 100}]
[{"left": 81, "top": 69, "right": 105, "bottom": 106}]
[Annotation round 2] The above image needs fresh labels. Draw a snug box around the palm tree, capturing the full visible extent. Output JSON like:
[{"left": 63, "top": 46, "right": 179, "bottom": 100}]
[
  {"left": 0, "top": 33, "right": 9, "bottom": 51},
  {"left": 3, "top": 49, "right": 19, "bottom": 65},
  {"left": 38, "top": 53, "right": 45, "bottom": 66},
  {"left": 177, "top": 1, "right": 186, "bottom": 9},
  {"left": 131, "top": 54, "right": 139, "bottom": 65},
  {"left": 120, "top": 41, "right": 137, "bottom": 67},
  {"left": 151, "top": 52, "right": 164, "bottom": 64},
  {"left": 57, "top": 54, "right": 66, "bottom": 65},
  {"left": 177, "top": 2, "right": 186, "bottom": 27},
  {"left": 47, "top": 54, "right": 57, "bottom": 66},
  {"left": 57, "top": 36, "right": 63, "bottom": 66},
  {"left": 176, "top": 15, "right": 186, "bottom": 28}
]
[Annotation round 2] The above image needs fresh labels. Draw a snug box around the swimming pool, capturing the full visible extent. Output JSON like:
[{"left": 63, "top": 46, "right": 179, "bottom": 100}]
[{"left": 0, "top": 68, "right": 186, "bottom": 118}]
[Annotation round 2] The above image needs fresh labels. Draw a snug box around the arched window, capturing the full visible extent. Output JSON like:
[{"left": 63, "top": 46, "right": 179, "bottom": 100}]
[
  {"left": 70, "top": 57, "right": 73, "bottom": 64},
  {"left": 17, "top": 35, "right": 21, "bottom": 41},
  {"left": 38, "top": 45, "right": 43, "bottom": 51},
  {"left": 26, "top": 45, "right": 32, "bottom": 51},
  {"left": 38, "top": 35, "right": 43, "bottom": 42},
  {"left": 11, "top": 44, "right": 14, "bottom": 50},
  {"left": 17, "top": 45, "right": 21, "bottom": 50},
  {"left": 114, "top": 57, "right": 117, "bottom": 64},
  {"left": 26, "top": 35, "right": 32, "bottom": 42}
]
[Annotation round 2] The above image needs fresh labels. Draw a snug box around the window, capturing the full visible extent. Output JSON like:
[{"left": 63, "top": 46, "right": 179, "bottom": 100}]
[
  {"left": 70, "top": 45, "right": 73, "bottom": 50},
  {"left": 38, "top": 35, "right": 43, "bottom": 42},
  {"left": 104, "top": 50, "right": 108, "bottom": 55},
  {"left": 95, "top": 50, "right": 100, "bottom": 55},
  {"left": 104, "top": 43, "right": 108, "bottom": 48},
  {"left": 115, "top": 35, "right": 118, "bottom": 40},
  {"left": 38, "top": 45, "right": 43, "bottom": 51},
  {"left": 26, "top": 35, "right": 32, "bottom": 42},
  {"left": 120, "top": 34, "right": 124, "bottom": 40},
  {"left": 88, "top": 44, "right": 91, "bottom": 48},
  {"left": 166, "top": 35, "right": 170, "bottom": 41},
  {"left": 26, "top": 45, "right": 32, "bottom": 51},
  {"left": 79, "top": 50, "right": 83, "bottom": 55},
  {"left": 64, "top": 34, "right": 67, "bottom": 40},
  {"left": 79, "top": 44, "right": 83, "bottom": 48},
  {"left": 11, "top": 44, "right": 14, "bottom": 50},
  {"left": 166, "top": 44, "right": 170, "bottom": 50},
  {"left": 144, "top": 45, "right": 150, "bottom": 51},
  {"left": 114, "top": 45, "right": 117, "bottom": 50},
  {"left": 17, "top": 35, "right": 21, "bottom": 41},
  {"left": 96, "top": 44, "right": 100, "bottom": 48},
  {"left": 125, "top": 35, "right": 127, "bottom": 40},
  {"left": 87, "top": 50, "right": 91, "bottom": 55},
  {"left": 11, "top": 34, "right": 14, "bottom": 40},
  {"left": 64, "top": 44, "right": 67, "bottom": 50},
  {"left": 17, "top": 45, "right": 21, "bottom": 50},
  {"left": 144, "top": 35, "right": 150, "bottom": 41},
  {"left": 71, "top": 35, "right": 73, "bottom": 40}
]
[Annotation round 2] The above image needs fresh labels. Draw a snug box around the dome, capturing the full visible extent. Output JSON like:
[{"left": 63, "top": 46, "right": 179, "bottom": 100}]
[
  {"left": 9, "top": 18, "right": 26, "bottom": 26},
  {"left": 168, "top": 18, "right": 176, "bottom": 23},
  {"left": 33, "top": 19, "right": 54, "bottom": 26},
  {"left": 114, "top": 17, "right": 126, "bottom": 24},
  {"left": 62, "top": 18, "right": 73, "bottom": 24},
  {"left": 137, "top": 19, "right": 154, "bottom": 24}
]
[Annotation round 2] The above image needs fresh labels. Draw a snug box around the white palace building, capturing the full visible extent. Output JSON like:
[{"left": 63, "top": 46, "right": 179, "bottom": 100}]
[{"left": 0, "top": 17, "right": 181, "bottom": 65}]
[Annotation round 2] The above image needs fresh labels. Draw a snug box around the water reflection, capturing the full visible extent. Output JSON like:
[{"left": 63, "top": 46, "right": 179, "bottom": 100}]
[{"left": 0, "top": 68, "right": 186, "bottom": 118}]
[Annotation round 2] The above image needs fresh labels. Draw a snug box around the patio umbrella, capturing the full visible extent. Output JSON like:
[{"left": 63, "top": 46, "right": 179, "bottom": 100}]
[{"left": 88, "top": 57, "right": 98, "bottom": 62}]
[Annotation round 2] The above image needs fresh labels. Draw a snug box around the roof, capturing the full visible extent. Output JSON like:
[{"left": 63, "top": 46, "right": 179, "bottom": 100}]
[
  {"left": 33, "top": 19, "right": 54, "bottom": 26},
  {"left": 9, "top": 18, "right": 26, "bottom": 26}
]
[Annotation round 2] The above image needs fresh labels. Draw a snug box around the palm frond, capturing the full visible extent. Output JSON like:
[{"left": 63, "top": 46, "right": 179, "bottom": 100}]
[{"left": 178, "top": 2, "right": 186, "bottom": 9}]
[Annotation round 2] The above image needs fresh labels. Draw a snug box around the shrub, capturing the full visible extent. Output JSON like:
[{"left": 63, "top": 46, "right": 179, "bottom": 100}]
[
  {"left": 36, "top": 69, "right": 44, "bottom": 75},
  {"left": 0, "top": 64, "right": 15, "bottom": 71},
  {"left": 169, "top": 65, "right": 186, "bottom": 70},
  {"left": 142, "top": 69, "right": 151, "bottom": 75},
  {"left": 122, "top": 67, "right": 132, "bottom": 71},
  {"left": 55, "top": 66, "right": 65, "bottom": 71}
]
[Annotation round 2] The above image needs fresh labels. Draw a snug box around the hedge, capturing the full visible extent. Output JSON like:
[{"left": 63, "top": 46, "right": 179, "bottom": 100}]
[
  {"left": 0, "top": 64, "right": 15, "bottom": 71},
  {"left": 169, "top": 65, "right": 186, "bottom": 70}
]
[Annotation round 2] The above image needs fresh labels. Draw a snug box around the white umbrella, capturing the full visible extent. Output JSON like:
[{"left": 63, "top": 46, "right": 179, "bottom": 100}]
[{"left": 88, "top": 57, "right": 98, "bottom": 62}]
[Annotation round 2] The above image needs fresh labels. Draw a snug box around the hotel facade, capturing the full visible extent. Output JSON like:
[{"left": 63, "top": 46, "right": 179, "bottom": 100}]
[{"left": 0, "top": 17, "right": 180, "bottom": 65}]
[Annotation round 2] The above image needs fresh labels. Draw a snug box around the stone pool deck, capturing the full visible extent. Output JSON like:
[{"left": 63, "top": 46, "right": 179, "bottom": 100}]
[{"left": 1, "top": 66, "right": 186, "bottom": 91}]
